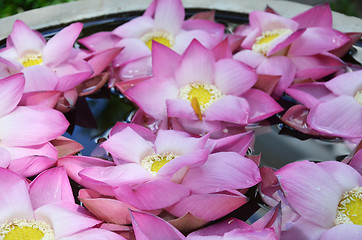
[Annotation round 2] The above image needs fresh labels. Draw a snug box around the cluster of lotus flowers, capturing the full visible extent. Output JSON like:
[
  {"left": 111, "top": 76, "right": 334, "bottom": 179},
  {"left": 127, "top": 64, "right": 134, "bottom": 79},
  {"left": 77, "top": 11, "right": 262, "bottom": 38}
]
[{"left": 0, "top": 0, "right": 361, "bottom": 239}]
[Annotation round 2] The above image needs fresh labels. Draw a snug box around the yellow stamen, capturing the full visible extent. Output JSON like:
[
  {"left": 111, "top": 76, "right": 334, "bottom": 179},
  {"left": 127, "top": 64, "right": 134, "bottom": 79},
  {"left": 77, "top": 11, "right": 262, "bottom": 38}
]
[
  {"left": 334, "top": 186, "right": 362, "bottom": 225},
  {"left": 141, "top": 32, "right": 174, "bottom": 50},
  {"left": 0, "top": 219, "right": 55, "bottom": 240},
  {"left": 140, "top": 153, "right": 178, "bottom": 175},
  {"left": 191, "top": 97, "right": 203, "bottom": 121},
  {"left": 179, "top": 83, "right": 223, "bottom": 119},
  {"left": 354, "top": 91, "right": 362, "bottom": 105},
  {"left": 252, "top": 28, "right": 292, "bottom": 56},
  {"left": 18, "top": 54, "right": 43, "bottom": 68}
]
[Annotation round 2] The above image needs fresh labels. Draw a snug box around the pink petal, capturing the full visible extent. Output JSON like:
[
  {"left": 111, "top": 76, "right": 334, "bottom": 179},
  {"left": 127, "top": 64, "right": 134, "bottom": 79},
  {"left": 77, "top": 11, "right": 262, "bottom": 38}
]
[
  {"left": 249, "top": 11, "right": 299, "bottom": 33},
  {"left": 292, "top": 3, "right": 332, "bottom": 28},
  {"left": 87, "top": 48, "right": 122, "bottom": 77},
  {"left": 8, "top": 155, "right": 56, "bottom": 177},
  {"left": 0, "top": 106, "right": 69, "bottom": 147},
  {"left": 54, "top": 60, "right": 93, "bottom": 92},
  {"left": 0, "top": 73, "right": 25, "bottom": 117},
  {"left": 214, "top": 59, "right": 257, "bottom": 96},
  {"left": 0, "top": 168, "right": 33, "bottom": 223},
  {"left": 9, "top": 20, "right": 45, "bottom": 55},
  {"left": 325, "top": 70, "right": 362, "bottom": 96},
  {"left": 22, "top": 65, "right": 58, "bottom": 93},
  {"left": 308, "top": 96, "right": 362, "bottom": 138},
  {"left": 267, "top": 29, "right": 305, "bottom": 56},
  {"left": 188, "top": 218, "right": 250, "bottom": 237},
  {"left": 182, "top": 152, "right": 261, "bottom": 194},
  {"left": 166, "top": 191, "right": 248, "bottom": 221},
  {"left": 166, "top": 98, "right": 199, "bottom": 121},
  {"left": 242, "top": 89, "right": 283, "bottom": 123},
  {"left": 79, "top": 189, "right": 139, "bottom": 225},
  {"left": 288, "top": 28, "right": 350, "bottom": 56},
  {"left": 79, "top": 164, "right": 153, "bottom": 187},
  {"left": 256, "top": 55, "right": 296, "bottom": 98},
  {"left": 206, "top": 131, "right": 254, "bottom": 155},
  {"left": 78, "top": 31, "right": 121, "bottom": 52},
  {"left": 349, "top": 150, "right": 362, "bottom": 175},
  {"left": 321, "top": 224, "right": 362, "bottom": 240},
  {"left": 233, "top": 49, "right": 265, "bottom": 69},
  {"left": 101, "top": 127, "right": 154, "bottom": 164},
  {"left": 50, "top": 136, "right": 84, "bottom": 158},
  {"left": 29, "top": 167, "right": 74, "bottom": 209},
  {"left": 20, "top": 91, "right": 61, "bottom": 108},
  {"left": 182, "top": 19, "right": 224, "bottom": 42},
  {"left": 203, "top": 95, "right": 249, "bottom": 124},
  {"left": 173, "top": 29, "right": 220, "bottom": 53},
  {"left": 114, "top": 38, "right": 151, "bottom": 67},
  {"left": 130, "top": 210, "right": 186, "bottom": 240},
  {"left": 43, "top": 22, "right": 83, "bottom": 66},
  {"left": 34, "top": 203, "right": 100, "bottom": 239},
  {"left": 317, "top": 161, "right": 361, "bottom": 190},
  {"left": 125, "top": 78, "right": 179, "bottom": 120},
  {"left": 174, "top": 39, "right": 215, "bottom": 87},
  {"left": 113, "top": 180, "right": 190, "bottom": 210},
  {"left": 61, "top": 228, "right": 127, "bottom": 240},
  {"left": 154, "top": 0, "right": 184, "bottom": 36},
  {"left": 154, "top": 129, "right": 207, "bottom": 155},
  {"left": 276, "top": 160, "right": 342, "bottom": 228},
  {"left": 119, "top": 57, "right": 153, "bottom": 81},
  {"left": 0, "top": 146, "right": 11, "bottom": 168},
  {"left": 113, "top": 16, "right": 154, "bottom": 38},
  {"left": 212, "top": 38, "right": 233, "bottom": 61},
  {"left": 286, "top": 82, "right": 334, "bottom": 109},
  {"left": 109, "top": 122, "right": 156, "bottom": 142},
  {"left": 291, "top": 53, "right": 344, "bottom": 80},
  {"left": 152, "top": 41, "right": 181, "bottom": 78},
  {"left": 281, "top": 217, "right": 327, "bottom": 240},
  {"left": 157, "top": 149, "right": 209, "bottom": 181}
]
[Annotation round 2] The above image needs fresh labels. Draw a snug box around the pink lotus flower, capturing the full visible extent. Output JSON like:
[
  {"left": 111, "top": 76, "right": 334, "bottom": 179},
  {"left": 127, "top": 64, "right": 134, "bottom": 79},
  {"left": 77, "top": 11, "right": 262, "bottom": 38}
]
[
  {"left": 79, "top": 0, "right": 224, "bottom": 82},
  {"left": 275, "top": 160, "right": 362, "bottom": 240},
  {"left": 0, "top": 167, "right": 125, "bottom": 240},
  {"left": 58, "top": 122, "right": 260, "bottom": 227},
  {"left": 234, "top": 4, "right": 350, "bottom": 98},
  {"left": 0, "top": 73, "right": 69, "bottom": 177},
  {"left": 285, "top": 70, "right": 362, "bottom": 138},
  {"left": 0, "top": 20, "right": 93, "bottom": 111},
  {"left": 125, "top": 39, "right": 282, "bottom": 134}
]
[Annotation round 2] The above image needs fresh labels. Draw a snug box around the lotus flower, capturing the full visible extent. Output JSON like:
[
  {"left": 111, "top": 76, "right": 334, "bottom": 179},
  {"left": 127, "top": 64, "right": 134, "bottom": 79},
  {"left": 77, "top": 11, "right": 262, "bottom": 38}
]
[
  {"left": 79, "top": 0, "right": 224, "bottom": 82},
  {"left": 0, "top": 73, "right": 69, "bottom": 177},
  {"left": 0, "top": 20, "right": 93, "bottom": 111},
  {"left": 285, "top": 70, "right": 362, "bottom": 138},
  {"left": 125, "top": 39, "right": 282, "bottom": 135},
  {"left": 234, "top": 4, "right": 350, "bottom": 98},
  {"left": 0, "top": 167, "right": 125, "bottom": 240},
  {"left": 275, "top": 160, "right": 362, "bottom": 240},
  {"left": 58, "top": 122, "right": 260, "bottom": 226}
]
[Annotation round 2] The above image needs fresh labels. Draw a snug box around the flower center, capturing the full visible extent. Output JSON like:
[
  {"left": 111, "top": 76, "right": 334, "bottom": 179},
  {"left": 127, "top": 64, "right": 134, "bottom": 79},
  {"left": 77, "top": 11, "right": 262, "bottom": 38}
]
[
  {"left": 140, "top": 153, "right": 178, "bottom": 176},
  {"left": 252, "top": 28, "right": 292, "bottom": 56},
  {"left": 179, "top": 83, "right": 223, "bottom": 120},
  {"left": 141, "top": 32, "right": 174, "bottom": 50},
  {"left": 18, "top": 54, "right": 43, "bottom": 68},
  {"left": 354, "top": 91, "right": 362, "bottom": 105},
  {"left": 334, "top": 186, "right": 362, "bottom": 225},
  {"left": 0, "top": 219, "right": 55, "bottom": 240}
]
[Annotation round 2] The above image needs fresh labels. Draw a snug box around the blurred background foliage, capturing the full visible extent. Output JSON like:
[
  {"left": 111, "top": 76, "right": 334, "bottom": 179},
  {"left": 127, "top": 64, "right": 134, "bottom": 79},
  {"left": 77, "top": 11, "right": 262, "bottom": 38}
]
[
  {"left": 0, "top": 0, "right": 75, "bottom": 18},
  {"left": 0, "top": 0, "right": 361, "bottom": 19}
]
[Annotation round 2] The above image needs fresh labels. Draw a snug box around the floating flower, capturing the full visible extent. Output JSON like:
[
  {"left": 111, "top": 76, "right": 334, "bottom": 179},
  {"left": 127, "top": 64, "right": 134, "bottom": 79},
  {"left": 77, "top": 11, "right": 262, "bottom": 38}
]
[
  {"left": 285, "top": 70, "right": 362, "bottom": 138},
  {"left": 234, "top": 4, "right": 350, "bottom": 97},
  {"left": 0, "top": 20, "right": 93, "bottom": 111},
  {"left": 0, "top": 74, "right": 69, "bottom": 177},
  {"left": 276, "top": 160, "right": 362, "bottom": 239},
  {"left": 125, "top": 39, "right": 282, "bottom": 134},
  {"left": 79, "top": 0, "right": 224, "bottom": 81},
  {"left": 0, "top": 167, "right": 125, "bottom": 240}
]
